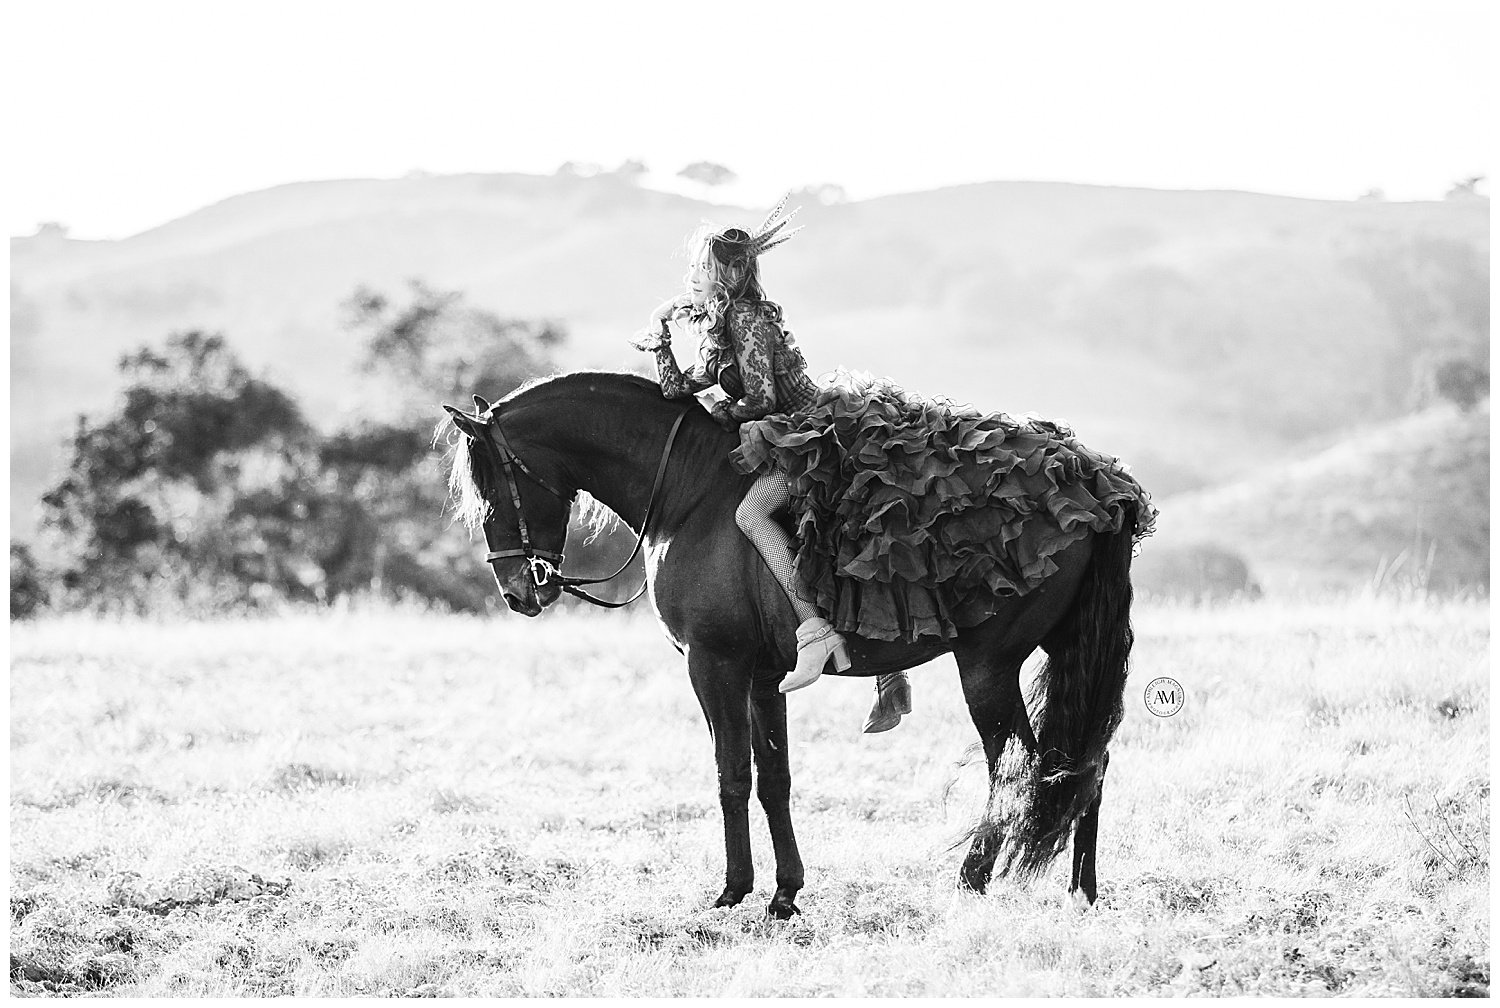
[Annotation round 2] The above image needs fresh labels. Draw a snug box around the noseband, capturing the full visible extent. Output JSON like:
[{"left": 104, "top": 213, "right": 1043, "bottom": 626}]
[{"left": 475, "top": 406, "right": 688, "bottom": 609}]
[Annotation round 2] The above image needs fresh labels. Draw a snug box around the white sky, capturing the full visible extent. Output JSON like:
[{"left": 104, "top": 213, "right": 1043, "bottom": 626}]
[{"left": 4, "top": 0, "right": 1491, "bottom": 239}]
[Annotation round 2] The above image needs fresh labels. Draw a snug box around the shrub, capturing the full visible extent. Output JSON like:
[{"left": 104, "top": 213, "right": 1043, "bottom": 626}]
[
  {"left": 1133, "top": 541, "right": 1263, "bottom": 602},
  {"left": 10, "top": 543, "right": 50, "bottom": 618}
]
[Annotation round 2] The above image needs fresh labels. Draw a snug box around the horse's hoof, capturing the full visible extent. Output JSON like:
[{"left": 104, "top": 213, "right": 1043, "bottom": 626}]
[
  {"left": 712, "top": 888, "right": 747, "bottom": 909},
  {"left": 766, "top": 899, "right": 800, "bottom": 920},
  {"left": 1067, "top": 888, "right": 1095, "bottom": 913}
]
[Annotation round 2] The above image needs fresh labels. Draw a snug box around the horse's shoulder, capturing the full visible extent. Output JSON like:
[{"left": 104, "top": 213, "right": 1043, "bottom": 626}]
[{"left": 652, "top": 508, "right": 776, "bottom": 645}]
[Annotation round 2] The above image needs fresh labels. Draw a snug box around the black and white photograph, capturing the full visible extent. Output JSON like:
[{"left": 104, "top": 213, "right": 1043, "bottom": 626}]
[{"left": 7, "top": 0, "right": 1488, "bottom": 997}]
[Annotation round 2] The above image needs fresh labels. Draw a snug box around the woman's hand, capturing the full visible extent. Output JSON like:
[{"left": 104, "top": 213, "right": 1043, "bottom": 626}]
[
  {"left": 630, "top": 295, "right": 694, "bottom": 351},
  {"left": 655, "top": 294, "right": 690, "bottom": 320},
  {"left": 650, "top": 294, "right": 695, "bottom": 327},
  {"left": 629, "top": 324, "right": 668, "bottom": 352},
  {"left": 709, "top": 401, "right": 739, "bottom": 430}
]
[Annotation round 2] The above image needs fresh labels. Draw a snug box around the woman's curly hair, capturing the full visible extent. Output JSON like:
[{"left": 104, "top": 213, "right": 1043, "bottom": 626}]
[{"left": 686, "top": 224, "right": 767, "bottom": 336}]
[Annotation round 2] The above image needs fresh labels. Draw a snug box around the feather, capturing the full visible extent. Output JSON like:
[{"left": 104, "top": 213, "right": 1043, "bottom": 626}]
[
  {"left": 755, "top": 190, "right": 794, "bottom": 238},
  {"left": 754, "top": 225, "right": 805, "bottom": 255},
  {"left": 750, "top": 198, "right": 803, "bottom": 255}
]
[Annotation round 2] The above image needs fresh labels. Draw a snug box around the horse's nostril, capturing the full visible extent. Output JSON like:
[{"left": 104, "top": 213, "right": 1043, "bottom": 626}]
[{"left": 503, "top": 590, "right": 543, "bottom": 616}]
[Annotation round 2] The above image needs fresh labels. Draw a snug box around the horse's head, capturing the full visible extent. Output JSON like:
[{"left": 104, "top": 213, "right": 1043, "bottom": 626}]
[{"left": 443, "top": 394, "right": 571, "bottom": 616}]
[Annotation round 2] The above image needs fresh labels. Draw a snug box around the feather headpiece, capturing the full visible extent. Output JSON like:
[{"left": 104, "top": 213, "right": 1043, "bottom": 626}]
[{"left": 745, "top": 191, "right": 803, "bottom": 256}]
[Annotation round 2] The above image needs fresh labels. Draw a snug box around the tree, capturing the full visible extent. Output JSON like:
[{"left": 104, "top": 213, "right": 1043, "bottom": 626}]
[
  {"left": 1445, "top": 175, "right": 1486, "bottom": 200},
  {"left": 34, "top": 287, "right": 617, "bottom": 614},
  {"left": 795, "top": 183, "right": 848, "bottom": 205},
  {"left": 343, "top": 279, "right": 563, "bottom": 424},
  {"left": 41, "top": 331, "right": 318, "bottom": 609},
  {"left": 10, "top": 544, "right": 49, "bottom": 618},
  {"left": 613, "top": 159, "right": 648, "bottom": 181},
  {"left": 555, "top": 161, "right": 603, "bottom": 178},
  {"left": 677, "top": 162, "right": 737, "bottom": 188},
  {"left": 1434, "top": 358, "right": 1488, "bottom": 411}
]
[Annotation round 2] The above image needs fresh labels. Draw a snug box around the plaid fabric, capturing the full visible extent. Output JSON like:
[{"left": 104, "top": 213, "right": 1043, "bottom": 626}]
[{"left": 772, "top": 353, "right": 820, "bottom": 413}]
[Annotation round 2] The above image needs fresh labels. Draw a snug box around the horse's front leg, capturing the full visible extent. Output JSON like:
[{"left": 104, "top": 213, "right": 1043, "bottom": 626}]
[
  {"left": 686, "top": 649, "right": 754, "bottom": 909},
  {"left": 750, "top": 676, "right": 803, "bottom": 918}
]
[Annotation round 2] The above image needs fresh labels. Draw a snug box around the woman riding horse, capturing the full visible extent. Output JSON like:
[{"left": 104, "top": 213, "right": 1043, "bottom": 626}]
[
  {"left": 631, "top": 196, "right": 1156, "bottom": 727},
  {"left": 631, "top": 199, "right": 912, "bottom": 732}
]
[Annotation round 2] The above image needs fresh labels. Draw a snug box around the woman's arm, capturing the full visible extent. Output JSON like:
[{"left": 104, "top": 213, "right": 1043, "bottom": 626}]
[
  {"left": 633, "top": 299, "right": 712, "bottom": 399},
  {"left": 721, "top": 303, "right": 779, "bottom": 422},
  {"left": 653, "top": 334, "right": 713, "bottom": 399}
]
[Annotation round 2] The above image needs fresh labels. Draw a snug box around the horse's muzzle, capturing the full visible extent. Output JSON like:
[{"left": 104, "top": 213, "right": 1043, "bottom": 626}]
[
  {"left": 502, "top": 586, "right": 562, "bottom": 617},
  {"left": 494, "top": 561, "right": 561, "bottom": 616},
  {"left": 503, "top": 591, "right": 543, "bottom": 617}
]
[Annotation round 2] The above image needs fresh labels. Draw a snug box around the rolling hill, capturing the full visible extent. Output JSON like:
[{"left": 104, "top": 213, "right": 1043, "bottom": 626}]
[
  {"left": 1138, "top": 402, "right": 1489, "bottom": 595},
  {"left": 11, "top": 174, "right": 1489, "bottom": 589}
]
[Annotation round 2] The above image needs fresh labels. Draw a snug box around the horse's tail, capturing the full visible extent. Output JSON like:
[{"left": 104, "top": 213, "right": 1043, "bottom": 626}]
[{"left": 993, "top": 505, "right": 1138, "bottom": 881}]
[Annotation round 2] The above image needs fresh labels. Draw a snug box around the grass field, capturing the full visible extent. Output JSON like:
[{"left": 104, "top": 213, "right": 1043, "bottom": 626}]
[{"left": 9, "top": 595, "right": 1489, "bottom": 996}]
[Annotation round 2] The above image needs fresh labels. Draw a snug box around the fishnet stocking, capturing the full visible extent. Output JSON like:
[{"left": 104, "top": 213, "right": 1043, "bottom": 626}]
[{"left": 735, "top": 468, "right": 821, "bottom": 624}]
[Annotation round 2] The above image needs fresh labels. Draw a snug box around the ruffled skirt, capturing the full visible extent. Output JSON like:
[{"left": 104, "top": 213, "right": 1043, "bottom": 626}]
[{"left": 730, "top": 371, "right": 1157, "bottom": 642}]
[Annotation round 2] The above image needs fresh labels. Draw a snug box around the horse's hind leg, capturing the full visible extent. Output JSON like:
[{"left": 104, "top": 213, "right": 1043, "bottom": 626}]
[
  {"left": 952, "top": 642, "right": 1033, "bottom": 893},
  {"left": 750, "top": 677, "right": 803, "bottom": 919},
  {"left": 1068, "top": 751, "right": 1107, "bottom": 909}
]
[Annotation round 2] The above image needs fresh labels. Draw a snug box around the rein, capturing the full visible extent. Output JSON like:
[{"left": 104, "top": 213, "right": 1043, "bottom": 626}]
[{"left": 478, "top": 406, "right": 689, "bottom": 609}]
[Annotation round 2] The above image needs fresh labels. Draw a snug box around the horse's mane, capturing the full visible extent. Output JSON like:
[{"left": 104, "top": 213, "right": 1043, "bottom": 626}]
[
  {"left": 441, "top": 371, "right": 666, "bottom": 537},
  {"left": 438, "top": 420, "right": 497, "bottom": 534}
]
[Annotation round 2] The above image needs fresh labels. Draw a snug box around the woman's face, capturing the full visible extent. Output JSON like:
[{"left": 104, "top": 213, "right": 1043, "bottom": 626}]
[{"left": 684, "top": 245, "right": 715, "bottom": 308}]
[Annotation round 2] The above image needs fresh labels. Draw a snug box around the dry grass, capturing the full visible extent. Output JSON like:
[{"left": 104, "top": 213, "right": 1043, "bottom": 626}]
[{"left": 9, "top": 596, "right": 1489, "bottom": 996}]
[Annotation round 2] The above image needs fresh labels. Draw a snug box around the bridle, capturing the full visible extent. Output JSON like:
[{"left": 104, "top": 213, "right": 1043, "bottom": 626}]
[{"left": 472, "top": 405, "right": 689, "bottom": 609}]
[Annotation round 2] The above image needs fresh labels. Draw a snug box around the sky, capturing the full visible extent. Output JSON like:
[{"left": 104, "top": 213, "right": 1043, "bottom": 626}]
[{"left": 4, "top": 0, "right": 1490, "bottom": 239}]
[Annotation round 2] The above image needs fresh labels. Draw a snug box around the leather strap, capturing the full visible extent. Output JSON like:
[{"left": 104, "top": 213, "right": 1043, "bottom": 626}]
[
  {"left": 553, "top": 408, "right": 688, "bottom": 608},
  {"left": 480, "top": 407, "right": 689, "bottom": 609}
]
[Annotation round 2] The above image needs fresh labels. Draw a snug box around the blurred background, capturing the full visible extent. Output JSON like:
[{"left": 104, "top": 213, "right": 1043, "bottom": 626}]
[{"left": 8, "top": 0, "right": 1489, "bottom": 616}]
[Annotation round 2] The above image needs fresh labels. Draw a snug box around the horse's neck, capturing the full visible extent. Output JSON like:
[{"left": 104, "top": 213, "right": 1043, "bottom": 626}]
[{"left": 545, "top": 395, "right": 694, "bottom": 535}]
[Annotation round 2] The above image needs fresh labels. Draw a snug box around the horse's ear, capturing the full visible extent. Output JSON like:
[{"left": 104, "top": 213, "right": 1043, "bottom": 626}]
[
  {"left": 442, "top": 403, "right": 486, "bottom": 439},
  {"left": 472, "top": 394, "right": 492, "bottom": 415}
]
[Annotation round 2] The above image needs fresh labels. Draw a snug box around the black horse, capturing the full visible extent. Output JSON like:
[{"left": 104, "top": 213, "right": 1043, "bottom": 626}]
[{"left": 444, "top": 372, "right": 1142, "bottom": 919}]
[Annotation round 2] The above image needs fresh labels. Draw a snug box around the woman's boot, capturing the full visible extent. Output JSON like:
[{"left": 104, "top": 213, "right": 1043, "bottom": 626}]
[
  {"left": 781, "top": 616, "right": 852, "bottom": 692},
  {"left": 863, "top": 672, "right": 913, "bottom": 733}
]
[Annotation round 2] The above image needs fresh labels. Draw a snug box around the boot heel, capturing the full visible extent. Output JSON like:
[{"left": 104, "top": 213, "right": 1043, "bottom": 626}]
[
  {"left": 783, "top": 620, "right": 848, "bottom": 693},
  {"left": 832, "top": 642, "right": 852, "bottom": 672}
]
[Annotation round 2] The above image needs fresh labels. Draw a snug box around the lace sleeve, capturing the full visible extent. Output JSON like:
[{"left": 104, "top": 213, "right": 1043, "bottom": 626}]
[
  {"left": 726, "top": 303, "right": 778, "bottom": 421},
  {"left": 654, "top": 341, "right": 712, "bottom": 399}
]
